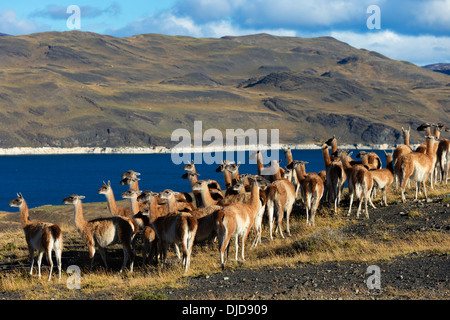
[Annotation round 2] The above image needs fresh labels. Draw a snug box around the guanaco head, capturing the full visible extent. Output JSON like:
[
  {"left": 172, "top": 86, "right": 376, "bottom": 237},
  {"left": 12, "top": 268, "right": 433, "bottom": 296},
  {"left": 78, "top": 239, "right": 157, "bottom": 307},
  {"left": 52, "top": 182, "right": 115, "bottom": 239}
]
[
  {"left": 120, "top": 177, "right": 140, "bottom": 186},
  {"left": 283, "top": 167, "right": 294, "bottom": 180},
  {"left": 417, "top": 123, "right": 431, "bottom": 132},
  {"left": 181, "top": 171, "right": 200, "bottom": 180},
  {"left": 121, "top": 189, "right": 142, "bottom": 199},
  {"left": 247, "top": 175, "right": 270, "bottom": 188},
  {"left": 325, "top": 135, "right": 336, "bottom": 147},
  {"left": 183, "top": 160, "right": 196, "bottom": 172},
  {"left": 401, "top": 126, "right": 411, "bottom": 133},
  {"left": 231, "top": 182, "right": 245, "bottom": 193},
  {"left": 287, "top": 160, "right": 308, "bottom": 169},
  {"left": 9, "top": 193, "right": 25, "bottom": 208},
  {"left": 97, "top": 180, "right": 112, "bottom": 194},
  {"left": 136, "top": 190, "right": 158, "bottom": 202},
  {"left": 356, "top": 151, "right": 368, "bottom": 159},
  {"left": 224, "top": 162, "right": 240, "bottom": 174},
  {"left": 216, "top": 160, "right": 233, "bottom": 173},
  {"left": 249, "top": 150, "right": 262, "bottom": 160},
  {"left": 158, "top": 189, "right": 180, "bottom": 201},
  {"left": 191, "top": 180, "right": 208, "bottom": 191},
  {"left": 121, "top": 170, "right": 141, "bottom": 179},
  {"left": 62, "top": 194, "right": 85, "bottom": 205}
]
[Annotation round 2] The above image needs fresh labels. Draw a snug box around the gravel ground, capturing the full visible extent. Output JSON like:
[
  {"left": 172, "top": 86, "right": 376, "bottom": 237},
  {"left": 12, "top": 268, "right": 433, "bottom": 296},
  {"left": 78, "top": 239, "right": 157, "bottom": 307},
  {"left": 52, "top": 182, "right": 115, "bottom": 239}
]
[{"left": 160, "top": 198, "right": 450, "bottom": 300}]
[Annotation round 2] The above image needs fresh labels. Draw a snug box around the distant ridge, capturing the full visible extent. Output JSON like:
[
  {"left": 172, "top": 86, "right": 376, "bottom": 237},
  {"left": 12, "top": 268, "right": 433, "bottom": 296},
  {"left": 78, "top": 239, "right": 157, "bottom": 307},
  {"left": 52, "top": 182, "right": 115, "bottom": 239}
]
[
  {"left": 423, "top": 63, "right": 450, "bottom": 76},
  {"left": 0, "top": 31, "right": 448, "bottom": 148}
]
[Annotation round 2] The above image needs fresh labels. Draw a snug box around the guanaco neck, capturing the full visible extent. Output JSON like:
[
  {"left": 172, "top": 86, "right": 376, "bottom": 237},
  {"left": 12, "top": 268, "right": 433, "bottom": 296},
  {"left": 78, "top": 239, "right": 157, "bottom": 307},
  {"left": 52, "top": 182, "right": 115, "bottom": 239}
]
[
  {"left": 434, "top": 127, "right": 440, "bottom": 140},
  {"left": 189, "top": 174, "right": 199, "bottom": 189},
  {"left": 248, "top": 181, "right": 260, "bottom": 211},
  {"left": 403, "top": 130, "right": 410, "bottom": 147},
  {"left": 386, "top": 154, "right": 394, "bottom": 173},
  {"left": 331, "top": 139, "right": 338, "bottom": 154},
  {"left": 295, "top": 163, "right": 307, "bottom": 182},
  {"left": 270, "top": 161, "right": 282, "bottom": 181},
  {"left": 127, "top": 194, "right": 140, "bottom": 215},
  {"left": 230, "top": 169, "right": 240, "bottom": 184},
  {"left": 130, "top": 180, "right": 139, "bottom": 191},
  {"left": 256, "top": 152, "right": 263, "bottom": 175},
  {"left": 73, "top": 201, "right": 87, "bottom": 234},
  {"left": 426, "top": 137, "right": 435, "bottom": 157},
  {"left": 361, "top": 154, "right": 370, "bottom": 167},
  {"left": 104, "top": 188, "right": 120, "bottom": 215},
  {"left": 19, "top": 201, "right": 30, "bottom": 228},
  {"left": 285, "top": 149, "right": 293, "bottom": 165},
  {"left": 165, "top": 195, "right": 177, "bottom": 214},
  {"left": 199, "top": 183, "right": 216, "bottom": 207},
  {"left": 321, "top": 145, "right": 331, "bottom": 168},
  {"left": 148, "top": 196, "right": 160, "bottom": 223},
  {"left": 340, "top": 153, "right": 353, "bottom": 173},
  {"left": 222, "top": 170, "right": 232, "bottom": 188}
]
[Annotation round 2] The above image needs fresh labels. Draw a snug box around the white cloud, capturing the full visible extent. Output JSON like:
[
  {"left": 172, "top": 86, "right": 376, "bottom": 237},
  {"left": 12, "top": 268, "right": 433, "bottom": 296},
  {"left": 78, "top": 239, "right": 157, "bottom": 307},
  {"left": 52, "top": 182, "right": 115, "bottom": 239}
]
[
  {"left": 111, "top": 11, "right": 296, "bottom": 38},
  {"left": 0, "top": 9, "right": 47, "bottom": 35},
  {"left": 416, "top": 0, "right": 450, "bottom": 30},
  {"left": 330, "top": 30, "right": 450, "bottom": 65},
  {"left": 110, "top": 12, "right": 203, "bottom": 37},
  {"left": 172, "top": 0, "right": 382, "bottom": 29}
]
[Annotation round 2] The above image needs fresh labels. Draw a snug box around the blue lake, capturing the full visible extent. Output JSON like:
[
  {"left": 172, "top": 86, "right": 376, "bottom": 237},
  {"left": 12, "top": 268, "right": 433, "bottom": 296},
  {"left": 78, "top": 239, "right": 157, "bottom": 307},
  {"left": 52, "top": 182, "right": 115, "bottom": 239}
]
[{"left": 0, "top": 149, "right": 389, "bottom": 212}]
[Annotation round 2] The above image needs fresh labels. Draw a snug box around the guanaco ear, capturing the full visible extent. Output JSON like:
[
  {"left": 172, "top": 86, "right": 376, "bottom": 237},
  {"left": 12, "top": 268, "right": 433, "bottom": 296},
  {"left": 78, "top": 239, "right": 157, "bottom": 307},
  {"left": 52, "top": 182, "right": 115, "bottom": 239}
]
[
  {"left": 108, "top": 180, "right": 111, "bottom": 186},
  {"left": 79, "top": 195, "right": 85, "bottom": 200}
]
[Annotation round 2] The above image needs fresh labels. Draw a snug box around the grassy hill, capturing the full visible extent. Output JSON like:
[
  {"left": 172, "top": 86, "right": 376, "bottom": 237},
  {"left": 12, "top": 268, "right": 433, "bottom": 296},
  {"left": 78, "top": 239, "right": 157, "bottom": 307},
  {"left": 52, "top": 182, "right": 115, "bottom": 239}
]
[{"left": 0, "top": 31, "right": 449, "bottom": 148}]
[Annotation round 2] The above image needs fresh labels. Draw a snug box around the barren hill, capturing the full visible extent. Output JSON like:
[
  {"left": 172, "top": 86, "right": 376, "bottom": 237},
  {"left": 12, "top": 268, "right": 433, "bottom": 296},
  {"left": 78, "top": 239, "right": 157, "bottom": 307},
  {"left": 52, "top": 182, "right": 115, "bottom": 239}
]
[{"left": 0, "top": 31, "right": 449, "bottom": 148}]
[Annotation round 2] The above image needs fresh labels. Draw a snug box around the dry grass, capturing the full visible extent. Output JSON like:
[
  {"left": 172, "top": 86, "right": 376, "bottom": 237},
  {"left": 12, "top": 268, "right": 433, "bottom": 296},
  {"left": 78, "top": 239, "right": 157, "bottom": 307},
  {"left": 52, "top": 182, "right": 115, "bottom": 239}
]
[{"left": 0, "top": 183, "right": 449, "bottom": 300}]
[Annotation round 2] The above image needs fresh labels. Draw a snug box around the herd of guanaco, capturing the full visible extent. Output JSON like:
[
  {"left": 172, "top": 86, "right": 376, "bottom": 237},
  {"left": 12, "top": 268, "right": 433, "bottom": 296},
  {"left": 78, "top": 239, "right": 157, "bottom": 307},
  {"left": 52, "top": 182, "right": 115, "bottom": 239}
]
[{"left": 8, "top": 123, "right": 450, "bottom": 280}]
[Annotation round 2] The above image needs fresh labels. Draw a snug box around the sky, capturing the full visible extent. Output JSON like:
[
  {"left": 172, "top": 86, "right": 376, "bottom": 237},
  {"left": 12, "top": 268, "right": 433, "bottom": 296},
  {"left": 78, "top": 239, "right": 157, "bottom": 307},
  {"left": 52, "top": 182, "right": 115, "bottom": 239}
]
[{"left": 0, "top": 0, "right": 449, "bottom": 66}]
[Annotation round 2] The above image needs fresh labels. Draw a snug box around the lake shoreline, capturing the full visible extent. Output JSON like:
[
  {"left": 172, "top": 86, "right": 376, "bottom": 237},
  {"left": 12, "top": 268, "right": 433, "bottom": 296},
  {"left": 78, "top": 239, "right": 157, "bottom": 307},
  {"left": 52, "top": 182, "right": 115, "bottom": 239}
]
[{"left": 0, "top": 143, "right": 412, "bottom": 155}]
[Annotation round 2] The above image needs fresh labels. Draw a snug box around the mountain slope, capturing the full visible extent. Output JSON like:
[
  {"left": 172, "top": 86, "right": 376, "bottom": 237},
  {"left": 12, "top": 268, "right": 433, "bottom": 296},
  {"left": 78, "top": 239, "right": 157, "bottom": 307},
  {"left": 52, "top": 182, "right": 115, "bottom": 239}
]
[
  {"left": 0, "top": 31, "right": 448, "bottom": 148},
  {"left": 423, "top": 63, "right": 450, "bottom": 76}
]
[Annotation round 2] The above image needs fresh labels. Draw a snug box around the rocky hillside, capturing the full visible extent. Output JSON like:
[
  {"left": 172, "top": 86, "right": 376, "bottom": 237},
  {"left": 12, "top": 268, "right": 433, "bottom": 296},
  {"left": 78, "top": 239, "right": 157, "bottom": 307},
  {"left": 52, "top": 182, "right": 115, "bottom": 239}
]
[
  {"left": 0, "top": 31, "right": 449, "bottom": 148},
  {"left": 423, "top": 63, "right": 450, "bottom": 76}
]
